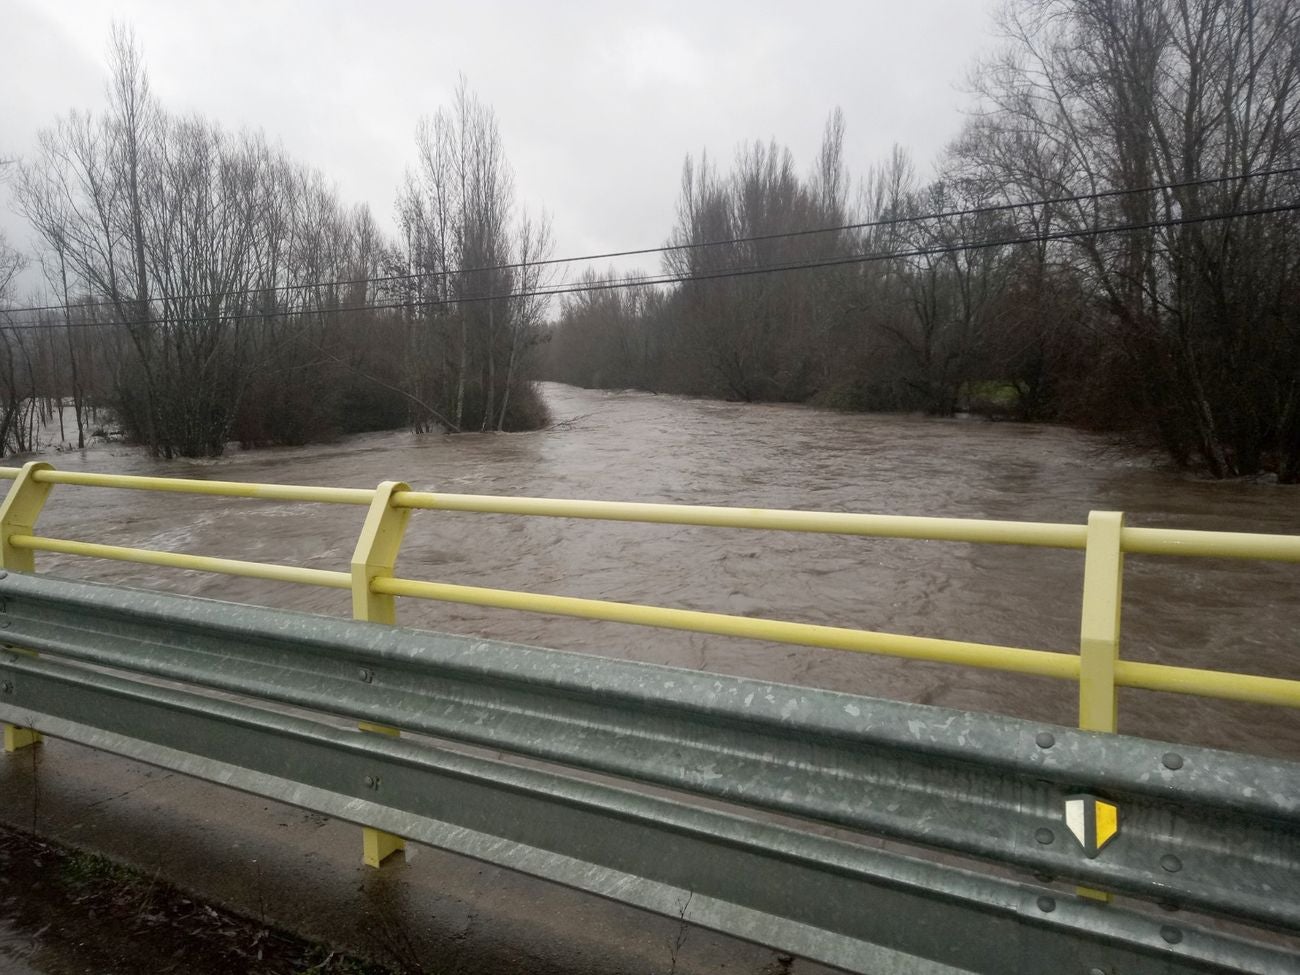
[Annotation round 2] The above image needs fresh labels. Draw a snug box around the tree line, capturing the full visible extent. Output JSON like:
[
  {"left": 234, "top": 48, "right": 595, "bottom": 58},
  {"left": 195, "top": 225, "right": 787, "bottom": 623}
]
[
  {"left": 2, "top": 3, "right": 1297, "bottom": 481},
  {"left": 0, "top": 27, "right": 549, "bottom": 459},
  {"left": 545, "top": 0, "right": 1300, "bottom": 482}
]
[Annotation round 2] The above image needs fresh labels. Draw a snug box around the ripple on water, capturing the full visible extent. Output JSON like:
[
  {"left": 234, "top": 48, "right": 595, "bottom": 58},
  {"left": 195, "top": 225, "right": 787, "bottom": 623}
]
[{"left": 0, "top": 918, "right": 41, "bottom": 975}]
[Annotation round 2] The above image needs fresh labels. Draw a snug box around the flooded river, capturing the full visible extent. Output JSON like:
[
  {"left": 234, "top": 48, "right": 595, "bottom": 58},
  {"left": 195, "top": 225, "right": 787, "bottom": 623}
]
[
  {"left": 12, "top": 381, "right": 1300, "bottom": 758},
  {"left": 4, "top": 381, "right": 1300, "bottom": 973}
]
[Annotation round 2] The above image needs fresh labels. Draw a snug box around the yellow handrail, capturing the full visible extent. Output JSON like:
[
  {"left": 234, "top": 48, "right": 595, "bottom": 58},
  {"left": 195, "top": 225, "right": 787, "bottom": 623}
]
[
  {"left": 1121, "top": 525, "right": 1300, "bottom": 562},
  {"left": 2, "top": 466, "right": 1088, "bottom": 546},
  {"left": 9, "top": 535, "right": 352, "bottom": 589},
  {"left": 1114, "top": 660, "right": 1300, "bottom": 708},
  {"left": 392, "top": 492, "right": 1091, "bottom": 548},
  {"left": 1, "top": 461, "right": 1297, "bottom": 728},
  {"left": 5, "top": 468, "right": 374, "bottom": 505},
  {"left": 4, "top": 465, "right": 1298, "bottom": 559},
  {"left": 373, "top": 575, "right": 1078, "bottom": 678}
]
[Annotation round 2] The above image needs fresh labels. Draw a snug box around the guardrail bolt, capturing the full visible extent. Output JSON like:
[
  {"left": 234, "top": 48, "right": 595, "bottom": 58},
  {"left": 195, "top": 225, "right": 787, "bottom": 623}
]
[
  {"left": 364, "top": 775, "right": 380, "bottom": 790},
  {"left": 1, "top": 681, "right": 12, "bottom": 695},
  {"left": 358, "top": 668, "right": 374, "bottom": 683},
  {"left": 1036, "top": 896, "right": 1056, "bottom": 913},
  {"left": 1159, "top": 854, "right": 1183, "bottom": 873},
  {"left": 1088, "top": 968, "right": 1108, "bottom": 975},
  {"left": 1161, "top": 752, "right": 1184, "bottom": 770},
  {"left": 1160, "top": 925, "right": 1183, "bottom": 945},
  {"left": 1158, "top": 899, "right": 1180, "bottom": 912},
  {"left": 1035, "top": 732, "right": 1055, "bottom": 749},
  {"left": 1034, "top": 828, "right": 1055, "bottom": 845}
]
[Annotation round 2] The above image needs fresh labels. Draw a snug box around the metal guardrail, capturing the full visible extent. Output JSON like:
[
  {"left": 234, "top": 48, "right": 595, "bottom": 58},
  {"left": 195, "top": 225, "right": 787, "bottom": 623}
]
[{"left": 1, "top": 573, "right": 1298, "bottom": 973}]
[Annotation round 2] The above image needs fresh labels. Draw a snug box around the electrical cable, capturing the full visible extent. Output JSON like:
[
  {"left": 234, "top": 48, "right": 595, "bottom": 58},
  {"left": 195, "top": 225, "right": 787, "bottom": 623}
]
[
  {"left": 5, "top": 165, "right": 1297, "bottom": 319},
  {"left": 1, "top": 200, "right": 1295, "bottom": 333}
]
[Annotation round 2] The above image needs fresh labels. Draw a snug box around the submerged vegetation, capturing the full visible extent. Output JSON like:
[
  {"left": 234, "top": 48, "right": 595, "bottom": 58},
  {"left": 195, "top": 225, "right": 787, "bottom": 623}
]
[{"left": 1, "top": 30, "right": 549, "bottom": 459}]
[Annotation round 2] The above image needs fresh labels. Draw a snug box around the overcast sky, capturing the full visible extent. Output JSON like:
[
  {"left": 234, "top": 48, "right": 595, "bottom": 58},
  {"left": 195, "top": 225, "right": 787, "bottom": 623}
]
[{"left": 2, "top": 0, "right": 1000, "bottom": 297}]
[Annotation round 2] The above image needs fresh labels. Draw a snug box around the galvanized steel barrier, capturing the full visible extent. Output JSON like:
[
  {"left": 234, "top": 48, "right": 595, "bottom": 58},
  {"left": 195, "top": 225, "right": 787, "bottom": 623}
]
[
  {"left": 0, "top": 461, "right": 1298, "bottom": 972},
  {"left": 3, "top": 573, "right": 1299, "bottom": 973}
]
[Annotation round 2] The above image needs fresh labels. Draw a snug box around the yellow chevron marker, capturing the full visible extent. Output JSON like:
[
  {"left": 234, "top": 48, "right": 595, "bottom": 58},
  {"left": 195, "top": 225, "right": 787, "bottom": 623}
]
[{"left": 1065, "top": 794, "right": 1120, "bottom": 858}]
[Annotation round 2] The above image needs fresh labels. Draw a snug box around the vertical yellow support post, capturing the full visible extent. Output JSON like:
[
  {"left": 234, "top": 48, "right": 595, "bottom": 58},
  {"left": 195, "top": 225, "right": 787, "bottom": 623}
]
[
  {"left": 0, "top": 462, "right": 54, "bottom": 573},
  {"left": 1076, "top": 510, "right": 1124, "bottom": 902},
  {"left": 3, "top": 723, "right": 41, "bottom": 753},
  {"left": 1, "top": 462, "right": 53, "bottom": 753},
  {"left": 351, "top": 480, "right": 412, "bottom": 867},
  {"left": 1078, "top": 511, "right": 1125, "bottom": 734}
]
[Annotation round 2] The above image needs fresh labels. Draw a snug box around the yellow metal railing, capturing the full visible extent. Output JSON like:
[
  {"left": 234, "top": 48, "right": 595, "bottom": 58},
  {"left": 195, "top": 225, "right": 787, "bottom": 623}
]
[
  {"left": 3, "top": 459, "right": 1298, "bottom": 873},
  {"left": 1, "top": 461, "right": 1298, "bottom": 723}
]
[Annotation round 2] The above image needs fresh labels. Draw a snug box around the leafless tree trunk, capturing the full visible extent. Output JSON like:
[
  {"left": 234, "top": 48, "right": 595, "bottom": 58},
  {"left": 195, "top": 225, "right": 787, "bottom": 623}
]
[
  {"left": 396, "top": 76, "right": 547, "bottom": 433},
  {"left": 961, "top": 0, "right": 1300, "bottom": 478}
]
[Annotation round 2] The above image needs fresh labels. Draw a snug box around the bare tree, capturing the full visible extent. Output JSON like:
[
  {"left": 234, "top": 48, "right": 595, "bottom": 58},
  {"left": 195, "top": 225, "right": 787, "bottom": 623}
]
[
  {"left": 396, "top": 78, "right": 550, "bottom": 433},
  {"left": 16, "top": 25, "right": 409, "bottom": 456},
  {"left": 963, "top": 0, "right": 1300, "bottom": 478},
  {"left": 497, "top": 208, "right": 553, "bottom": 430}
]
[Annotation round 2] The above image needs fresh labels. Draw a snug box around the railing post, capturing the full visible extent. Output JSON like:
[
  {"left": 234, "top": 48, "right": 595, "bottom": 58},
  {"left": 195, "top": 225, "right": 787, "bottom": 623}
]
[
  {"left": 1079, "top": 511, "right": 1125, "bottom": 734},
  {"left": 1076, "top": 510, "right": 1124, "bottom": 904},
  {"left": 351, "top": 480, "right": 412, "bottom": 867},
  {"left": 1, "top": 462, "right": 53, "bottom": 753},
  {"left": 0, "top": 462, "right": 53, "bottom": 573}
]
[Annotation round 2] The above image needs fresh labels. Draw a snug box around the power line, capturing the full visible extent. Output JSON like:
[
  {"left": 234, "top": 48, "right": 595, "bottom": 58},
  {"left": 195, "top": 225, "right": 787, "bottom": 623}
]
[
  {"left": 1, "top": 200, "right": 1295, "bottom": 334},
  {"left": 5, "top": 166, "right": 1298, "bottom": 320}
]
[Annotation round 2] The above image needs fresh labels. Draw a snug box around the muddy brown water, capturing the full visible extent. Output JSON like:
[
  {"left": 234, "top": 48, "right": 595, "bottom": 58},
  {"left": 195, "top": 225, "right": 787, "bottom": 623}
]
[{"left": 11, "top": 382, "right": 1300, "bottom": 758}]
